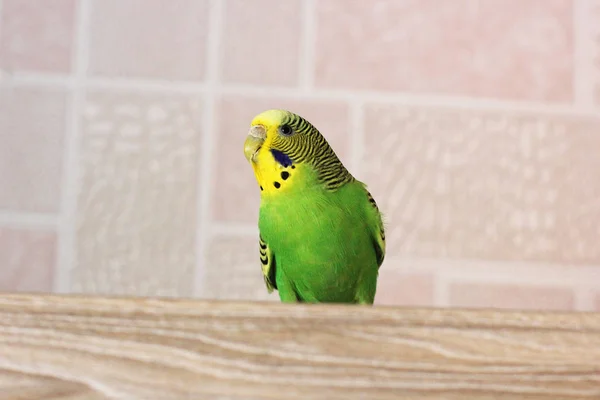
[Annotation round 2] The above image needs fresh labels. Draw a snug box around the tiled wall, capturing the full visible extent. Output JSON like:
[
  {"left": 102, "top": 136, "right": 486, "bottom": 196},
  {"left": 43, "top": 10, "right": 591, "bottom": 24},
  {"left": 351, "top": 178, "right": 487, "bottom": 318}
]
[{"left": 1, "top": 0, "right": 600, "bottom": 311}]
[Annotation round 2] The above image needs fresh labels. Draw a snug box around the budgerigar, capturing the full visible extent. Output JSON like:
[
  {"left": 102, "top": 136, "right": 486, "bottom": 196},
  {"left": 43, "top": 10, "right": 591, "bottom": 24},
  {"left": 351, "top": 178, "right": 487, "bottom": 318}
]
[{"left": 243, "top": 109, "right": 385, "bottom": 304}]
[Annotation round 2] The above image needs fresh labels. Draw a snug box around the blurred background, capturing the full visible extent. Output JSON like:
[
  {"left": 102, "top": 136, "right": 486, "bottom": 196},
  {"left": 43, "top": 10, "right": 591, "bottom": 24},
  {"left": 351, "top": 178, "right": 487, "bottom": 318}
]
[{"left": 1, "top": 0, "right": 599, "bottom": 311}]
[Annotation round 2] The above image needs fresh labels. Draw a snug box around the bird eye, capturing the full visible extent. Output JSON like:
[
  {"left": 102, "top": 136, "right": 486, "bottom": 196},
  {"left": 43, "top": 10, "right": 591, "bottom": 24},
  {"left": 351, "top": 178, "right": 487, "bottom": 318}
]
[{"left": 279, "top": 125, "right": 293, "bottom": 136}]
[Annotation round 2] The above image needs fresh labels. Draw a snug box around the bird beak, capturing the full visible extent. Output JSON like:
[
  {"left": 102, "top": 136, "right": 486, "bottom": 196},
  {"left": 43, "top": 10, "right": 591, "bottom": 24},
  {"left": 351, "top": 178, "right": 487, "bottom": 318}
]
[{"left": 244, "top": 124, "right": 266, "bottom": 163}]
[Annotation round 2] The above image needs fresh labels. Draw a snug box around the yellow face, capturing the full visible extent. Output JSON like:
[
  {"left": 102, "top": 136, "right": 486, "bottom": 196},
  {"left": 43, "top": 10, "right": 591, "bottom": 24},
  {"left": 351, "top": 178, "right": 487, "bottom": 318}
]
[{"left": 243, "top": 109, "right": 300, "bottom": 196}]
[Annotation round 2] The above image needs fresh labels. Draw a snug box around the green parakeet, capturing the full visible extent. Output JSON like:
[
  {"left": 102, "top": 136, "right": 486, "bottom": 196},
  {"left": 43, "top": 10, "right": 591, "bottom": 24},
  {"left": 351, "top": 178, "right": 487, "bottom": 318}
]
[{"left": 243, "top": 109, "right": 385, "bottom": 304}]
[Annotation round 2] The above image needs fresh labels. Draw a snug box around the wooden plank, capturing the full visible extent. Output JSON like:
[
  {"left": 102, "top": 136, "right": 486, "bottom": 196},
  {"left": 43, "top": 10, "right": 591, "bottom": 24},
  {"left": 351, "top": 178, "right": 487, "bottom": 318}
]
[{"left": 0, "top": 293, "right": 599, "bottom": 399}]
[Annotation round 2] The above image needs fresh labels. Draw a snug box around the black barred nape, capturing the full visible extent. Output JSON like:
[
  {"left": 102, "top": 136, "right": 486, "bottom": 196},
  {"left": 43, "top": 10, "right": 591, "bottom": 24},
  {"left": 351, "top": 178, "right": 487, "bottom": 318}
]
[
  {"left": 272, "top": 111, "right": 354, "bottom": 191},
  {"left": 366, "top": 190, "right": 385, "bottom": 241}
]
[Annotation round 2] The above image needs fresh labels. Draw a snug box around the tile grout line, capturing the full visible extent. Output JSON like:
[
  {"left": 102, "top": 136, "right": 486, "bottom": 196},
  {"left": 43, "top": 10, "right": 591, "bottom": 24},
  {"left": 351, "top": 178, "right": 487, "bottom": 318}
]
[
  {"left": 590, "top": 0, "right": 600, "bottom": 108},
  {"left": 0, "top": 212, "right": 59, "bottom": 229},
  {"left": 55, "top": 0, "right": 90, "bottom": 294},
  {"left": 86, "top": 77, "right": 207, "bottom": 92},
  {"left": 219, "top": 86, "right": 600, "bottom": 116},
  {"left": 0, "top": 0, "right": 6, "bottom": 82},
  {"left": 0, "top": 0, "right": 8, "bottom": 83},
  {"left": 573, "top": 0, "right": 596, "bottom": 107},
  {"left": 212, "top": 223, "right": 258, "bottom": 237},
  {"left": 0, "top": 0, "right": 3, "bottom": 56},
  {"left": 194, "top": 0, "right": 224, "bottom": 298},
  {"left": 298, "top": 0, "right": 316, "bottom": 91},
  {"left": 7, "top": 74, "right": 600, "bottom": 118}
]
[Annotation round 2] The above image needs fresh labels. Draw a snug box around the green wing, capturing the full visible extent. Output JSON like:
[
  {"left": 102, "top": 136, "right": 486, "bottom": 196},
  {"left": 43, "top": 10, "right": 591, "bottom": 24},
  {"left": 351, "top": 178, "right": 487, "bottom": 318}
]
[
  {"left": 364, "top": 188, "right": 386, "bottom": 268},
  {"left": 259, "top": 234, "right": 277, "bottom": 293}
]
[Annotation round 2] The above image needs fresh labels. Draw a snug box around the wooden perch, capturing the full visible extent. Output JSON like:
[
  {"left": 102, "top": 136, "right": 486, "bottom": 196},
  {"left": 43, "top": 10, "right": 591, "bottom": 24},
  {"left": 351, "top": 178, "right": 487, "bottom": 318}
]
[{"left": 0, "top": 294, "right": 599, "bottom": 399}]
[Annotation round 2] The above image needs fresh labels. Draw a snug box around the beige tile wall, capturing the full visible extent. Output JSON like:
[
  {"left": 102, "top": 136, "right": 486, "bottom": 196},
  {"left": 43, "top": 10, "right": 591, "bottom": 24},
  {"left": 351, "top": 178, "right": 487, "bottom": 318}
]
[{"left": 1, "top": 0, "right": 599, "bottom": 311}]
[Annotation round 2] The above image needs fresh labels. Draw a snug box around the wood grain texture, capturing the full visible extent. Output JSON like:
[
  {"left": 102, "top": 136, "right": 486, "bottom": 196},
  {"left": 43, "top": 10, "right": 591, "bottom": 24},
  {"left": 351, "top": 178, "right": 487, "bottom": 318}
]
[{"left": 0, "top": 294, "right": 599, "bottom": 399}]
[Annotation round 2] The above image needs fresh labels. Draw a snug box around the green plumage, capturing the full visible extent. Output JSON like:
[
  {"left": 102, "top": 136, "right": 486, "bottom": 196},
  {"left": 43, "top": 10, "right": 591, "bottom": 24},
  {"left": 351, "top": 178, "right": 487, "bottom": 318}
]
[{"left": 244, "top": 109, "right": 385, "bottom": 304}]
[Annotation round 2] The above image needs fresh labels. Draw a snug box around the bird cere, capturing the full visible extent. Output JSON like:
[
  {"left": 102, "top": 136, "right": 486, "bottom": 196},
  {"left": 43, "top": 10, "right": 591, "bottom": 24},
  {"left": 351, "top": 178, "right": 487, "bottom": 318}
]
[{"left": 243, "top": 109, "right": 386, "bottom": 304}]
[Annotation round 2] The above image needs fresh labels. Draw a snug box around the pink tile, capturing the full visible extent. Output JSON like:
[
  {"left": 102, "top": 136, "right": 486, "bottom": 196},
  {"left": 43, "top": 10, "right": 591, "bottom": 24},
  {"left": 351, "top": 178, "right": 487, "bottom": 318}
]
[
  {"left": 202, "top": 235, "right": 277, "bottom": 301},
  {"left": 221, "top": 0, "right": 301, "bottom": 86},
  {"left": 593, "top": 1, "right": 600, "bottom": 106},
  {"left": 0, "top": 228, "right": 56, "bottom": 292},
  {"left": 363, "top": 104, "right": 600, "bottom": 264},
  {"left": 374, "top": 271, "right": 434, "bottom": 307},
  {"left": 0, "top": 86, "right": 67, "bottom": 213},
  {"left": 315, "top": 0, "right": 573, "bottom": 102},
  {"left": 71, "top": 90, "right": 203, "bottom": 297},
  {"left": 88, "top": 0, "right": 209, "bottom": 80},
  {"left": 213, "top": 96, "right": 350, "bottom": 224},
  {"left": 449, "top": 282, "right": 574, "bottom": 311},
  {"left": 0, "top": 0, "right": 76, "bottom": 73}
]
